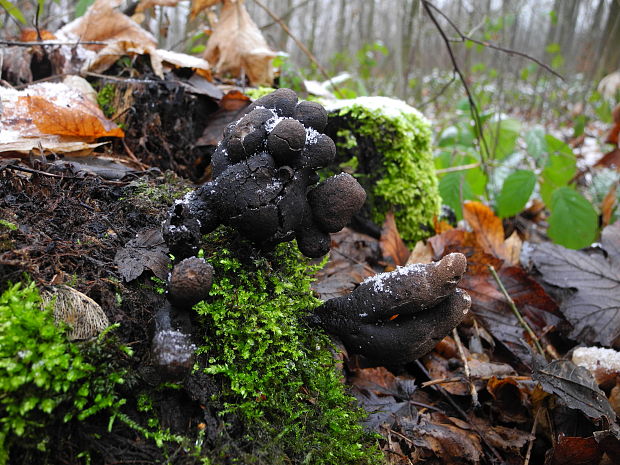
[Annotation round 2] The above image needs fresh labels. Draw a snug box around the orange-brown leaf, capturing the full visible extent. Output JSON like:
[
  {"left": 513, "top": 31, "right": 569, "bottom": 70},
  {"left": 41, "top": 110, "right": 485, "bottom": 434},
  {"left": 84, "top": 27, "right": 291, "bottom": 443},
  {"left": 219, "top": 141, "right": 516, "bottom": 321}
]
[
  {"left": 594, "top": 147, "right": 620, "bottom": 171},
  {"left": 190, "top": 0, "right": 222, "bottom": 19},
  {"left": 22, "top": 95, "right": 124, "bottom": 139},
  {"left": 379, "top": 211, "right": 410, "bottom": 267},
  {"left": 19, "top": 29, "right": 56, "bottom": 41},
  {"left": 602, "top": 182, "right": 618, "bottom": 227},
  {"left": 463, "top": 201, "right": 507, "bottom": 260}
]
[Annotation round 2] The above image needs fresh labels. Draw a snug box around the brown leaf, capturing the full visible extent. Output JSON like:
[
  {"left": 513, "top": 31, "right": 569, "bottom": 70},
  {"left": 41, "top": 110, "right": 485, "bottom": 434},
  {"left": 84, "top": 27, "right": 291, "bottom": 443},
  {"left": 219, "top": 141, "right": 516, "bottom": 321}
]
[
  {"left": 403, "top": 414, "right": 482, "bottom": 464},
  {"left": 547, "top": 436, "right": 602, "bottom": 465},
  {"left": 405, "top": 240, "right": 433, "bottom": 265},
  {"left": 22, "top": 95, "right": 124, "bottom": 139},
  {"left": 19, "top": 29, "right": 57, "bottom": 41},
  {"left": 203, "top": 0, "right": 276, "bottom": 86},
  {"left": 602, "top": 182, "right": 618, "bottom": 227},
  {"left": 486, "top": 377, "right": 530, "bottom": 423},
  {"left": 463, "top": 201, "right": 508, "bottom": 261},
  {"left": 503, "top": 230, "right": 522, "bottom": 266},
  {"left": 136, "top": 0, "right": 180, "bottom": 13},
  {"left": 423, "top": 352, "right": 469, "bottom": 396},
  {"left": 594, "top": 147, "right": 620, "bottom": 171},
  {"left": 380, "top": 211, "right": 410, "bottom": 267},
  {"left": 190, "top": 0, "right": 222, "bottom": 18},
  {"left": 59, "top": 0, "right": 157, "bottom": 52}
]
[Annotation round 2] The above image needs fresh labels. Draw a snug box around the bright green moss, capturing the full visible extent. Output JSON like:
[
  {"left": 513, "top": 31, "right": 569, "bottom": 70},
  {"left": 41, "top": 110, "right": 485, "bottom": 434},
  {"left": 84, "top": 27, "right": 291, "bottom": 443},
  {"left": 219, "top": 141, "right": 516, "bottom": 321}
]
[
  {"left": 0, "top": 283, "right": 126, "bottom": 464},
  {"left": 194, "top": 229, "right": 381, "bottom": 465},
  {"left": 325, "top": 97, "right": 441, "bottom": 243}
]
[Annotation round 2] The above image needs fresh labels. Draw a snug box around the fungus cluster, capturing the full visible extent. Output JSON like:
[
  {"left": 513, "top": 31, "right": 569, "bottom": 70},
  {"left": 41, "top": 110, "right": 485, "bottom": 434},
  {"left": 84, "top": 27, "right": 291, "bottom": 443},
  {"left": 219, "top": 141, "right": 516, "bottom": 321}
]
[
  {"left": 312, "top": 253, "right": 471, "bottom": 365},
  {"left": 163, "top": 88, "right": 366, "bottom": 259}
]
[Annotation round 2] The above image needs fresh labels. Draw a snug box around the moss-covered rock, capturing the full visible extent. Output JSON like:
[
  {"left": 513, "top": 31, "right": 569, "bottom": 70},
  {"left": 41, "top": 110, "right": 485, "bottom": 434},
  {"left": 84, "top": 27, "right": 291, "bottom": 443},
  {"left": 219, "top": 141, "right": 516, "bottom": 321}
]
[{"left": 323, "top": 97, "right": 441, "bottom": 243}]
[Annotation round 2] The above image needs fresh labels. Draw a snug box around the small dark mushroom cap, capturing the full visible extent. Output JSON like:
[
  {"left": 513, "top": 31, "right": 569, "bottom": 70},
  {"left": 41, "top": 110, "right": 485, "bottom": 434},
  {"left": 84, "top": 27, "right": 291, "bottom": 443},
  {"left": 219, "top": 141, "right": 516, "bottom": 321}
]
[
  {"left": 151, "top": 328, "right": 196, "bottom": 379},
  {"left": 245, "top": 87, "right": 298, "bottom": 117},
  {"left": 167, "top": 257, "right": 214, "bottom": 308},
  {"left": 301, "top": 133, "right": 336, "bottom": 169},
  {"left": 313, "top": 253, "right": 470, "bottom": 365},
  {"left": 226, "top": 108, "right": 274, "bottom": 162},
  {"left": 294, "top": 100, "right": 328, "bottom": 132},
  {"left": 308, "top": 173, "right": 367, "bottom": 233},
  {"left": 267, "top": 119, "right": 307, "bottom": 165}
]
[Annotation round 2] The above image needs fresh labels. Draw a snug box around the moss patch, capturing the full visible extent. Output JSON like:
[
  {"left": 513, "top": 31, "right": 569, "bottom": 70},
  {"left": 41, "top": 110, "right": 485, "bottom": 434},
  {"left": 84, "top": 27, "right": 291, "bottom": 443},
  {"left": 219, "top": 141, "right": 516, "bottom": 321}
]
[
  {"left": 0, "top": 283, "right": 127, "bottom": 465},
  {"left": 324, "top": 97, "right": 441, "bottom": 243},
  {"left": 194, "top": 229, "right": 381, "bottom": 464}
]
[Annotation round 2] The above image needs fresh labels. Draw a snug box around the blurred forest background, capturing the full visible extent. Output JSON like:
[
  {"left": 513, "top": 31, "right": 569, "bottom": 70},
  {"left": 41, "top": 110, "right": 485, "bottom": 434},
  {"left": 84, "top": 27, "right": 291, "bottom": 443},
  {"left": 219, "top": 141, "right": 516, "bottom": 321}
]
[{"left": 3, "top": 0, "right": 620, "bottom": 112}]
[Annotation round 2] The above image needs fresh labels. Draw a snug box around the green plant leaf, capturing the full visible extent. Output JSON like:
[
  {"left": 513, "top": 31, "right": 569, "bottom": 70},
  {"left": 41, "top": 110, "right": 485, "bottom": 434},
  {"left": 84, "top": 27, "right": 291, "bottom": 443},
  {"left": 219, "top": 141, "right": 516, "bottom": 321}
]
[
  {"left": 0, "top": 0, "right": 26, "bottom": 24},
  {"left": 547, "top": 187, "right": 598, "bottom": 249},
  {"left": 486, "top": 117, "right": 521, "bottom": 159},
  {"left": 438, "top": 172, "right": 474, "bottom": 221},
  {"left": 496, "top": 170, "right": 536, "bottom": 218},
  {"left": 525, "top": 127, "right": 546, "bottom": 161},
  {"left": 75, "top": 0, "right": 95, "bottom": 17},
  {"left": 540, "top": 135, "right": 576, "bottom": 206}
]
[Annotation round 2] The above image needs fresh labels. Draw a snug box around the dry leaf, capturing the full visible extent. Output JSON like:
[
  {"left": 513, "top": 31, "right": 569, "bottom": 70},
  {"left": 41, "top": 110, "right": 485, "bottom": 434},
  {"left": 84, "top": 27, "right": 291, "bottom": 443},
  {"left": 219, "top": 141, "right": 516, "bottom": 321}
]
[
  {"left": 19, "top": 29, "right": 57, "bottom": 41},
  {"left": 1, "top": 83, "right": 122, "bottom": 156},
  {"left": 503, "top": 230, "right": 523, "bottom": 266},
  {"left": 203, "top": 0, "right": 276, "bottom": 86},
  {"left": 136, "top": 0, "right": 181, "bottom": 13},
  {"left": 463, "top": 201, "right": 508, "bottom": 261},
  {"left": 23, "top": 95, "right": 124, "bottom": 139},
  {"left": 60, "top": 0, "right": 156, "bottom": 50},
  {"left": 380, "top": 211, "right": 410, "bottom": 267},
  {"left": 156, "top": 49, "right": 213, "bottom": 80},
  {"left": 594, "top": 147, "right": 620, "bottom": 171},
  {"left": 602, "top": 182, "right": 618, "bottom": 227},
  {"left": 406, "top": 240, "right": 433, "bottom": 265},
  {"left": 190, "top": 0, "right": 222, "bottom": 18}
]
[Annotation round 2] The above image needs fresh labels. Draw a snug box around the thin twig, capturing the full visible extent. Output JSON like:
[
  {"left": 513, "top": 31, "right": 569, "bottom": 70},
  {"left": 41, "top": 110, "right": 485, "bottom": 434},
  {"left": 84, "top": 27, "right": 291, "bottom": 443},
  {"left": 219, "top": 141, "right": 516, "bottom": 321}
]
[
  {"left": 524, "top": 408, "right": 540, "bottom": 465},
  {"left": 487, "top": 265, "right": 545, "bottom": 356},
  {"left": 331, "top": 248, "right": 376, "bottom": 276},
  {"left": 415, "top": 360, "right": 505, "bottom": 464},
  {"left": 435, "top": 162, "right": 481, "bottom": 174},
  {"left": 425, "top": 2, "right": 564, "bottom": 81},
  {"left": 0, "top": 39, "right": 108, "bottom": 46},
  {"left": 421, "top": 375, "right": 532, "bottom": 388},
  {"left": 421, "top": 1, "right": 492, "bottom": 198},
  {"left": 452, "top": 328, "right": 479, "bottom": 407},
  {"left": 419, "top": 74, "right": 456, "bottom": 108},
  {"left": 252, "top": 0, "right": 344, "bottom": 98}
]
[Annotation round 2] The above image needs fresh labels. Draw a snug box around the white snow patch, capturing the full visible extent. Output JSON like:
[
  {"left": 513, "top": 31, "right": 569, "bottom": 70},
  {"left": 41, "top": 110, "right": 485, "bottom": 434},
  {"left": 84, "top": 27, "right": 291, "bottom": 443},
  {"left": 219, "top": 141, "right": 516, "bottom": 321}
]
[
  {"left": 323, "top": 96, "right": 426, "bottom": 121},
  {"left": 362, "top": 263, "right": 426, "bottom": 293},
  {"left": 573, "top": 347, "right": 620, "bottom": 374}
]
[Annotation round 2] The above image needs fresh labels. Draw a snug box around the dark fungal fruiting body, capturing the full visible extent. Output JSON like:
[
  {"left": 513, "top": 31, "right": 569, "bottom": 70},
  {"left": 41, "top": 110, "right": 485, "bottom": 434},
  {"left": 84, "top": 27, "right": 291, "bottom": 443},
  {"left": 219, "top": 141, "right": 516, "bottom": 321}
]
[
  {"left": 313, "top": 253, "right": 471, "bottom": 365},
  {"left": 163, "top": 88, "right": 365, "bottom": 259},
  {"left": 167, "top": 257, "right": 214, "bottom": 308}
]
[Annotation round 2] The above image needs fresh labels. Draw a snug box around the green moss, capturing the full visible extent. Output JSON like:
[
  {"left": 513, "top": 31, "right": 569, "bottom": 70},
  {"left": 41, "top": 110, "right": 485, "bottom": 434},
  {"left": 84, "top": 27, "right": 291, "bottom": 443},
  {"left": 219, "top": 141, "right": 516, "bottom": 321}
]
[
  {"left": 96, "top": 83, "right": 116, "bottom": 119},
  {"left": 0, "top": 283, "right": 126, "bottom": 464},
  {"left": 325, "top": 97, "right": 441, "bottom": 243},
  {"left": 244, "top": 87, "right": 276, "bottom": 100},
  {"left": 194, "top": 229, "right": 381, "bottom": 464},
  {"left": 0, "top": 220, "right": 17, "bottom": 231}
]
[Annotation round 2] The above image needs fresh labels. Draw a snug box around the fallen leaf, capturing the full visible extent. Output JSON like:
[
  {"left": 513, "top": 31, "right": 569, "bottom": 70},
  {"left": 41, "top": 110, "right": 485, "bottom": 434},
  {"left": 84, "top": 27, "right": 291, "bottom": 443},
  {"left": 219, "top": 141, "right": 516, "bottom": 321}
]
[
  {"left": 23, "top": 95, "right": 124, "bottom": 139},
  {"left": 463, "top": 201, "right": 509, "bottom": 262},
  {"left": 401, "top": 414, "right": 482, "bottom": 464},
  {"left": 547, "top": 436, "right": 602, "bottom": 465},
  {"left": 156, "top": 49, "right": 213, "bottom": 80},
  {"left": 136, "top": 0, "right": 180, "bottom": 13},
  {"left": 602, "top": 182, "right": 618, "bottom": 227},
  {"left": 533, "top": 359, "right": 615, "bottom": 421},
  {"left": 19, "top": 28, "right": 57, "bottom": 41},
  {"left": 380, "top": 211, "right": 410, "bottom": 267},
  {"left": 531, "top": 221, "right": 620, "bottom": 346},
  {"left": 468, "top": 416, "right": 533, "bottom": 453},
  {"left": 59, "top": 0, "right": 157, "bottom": 52},
  {"left": 486, "top": 376, "right": 530, "bottom": 423},
  {"left": 190, "top": 0, "right": 222, "bottom": 18},
  {"left": 503, "top": 230, "right": 523, "bottom": 266},
  {"left": 594, "top": 147, "right": 620, "bottom": 171},
  {"left": 405, "top": 240, "right": 433, "bottom": 265},
  {"left": 312, "top": 228, "right": 379, "bottom": 301},
  {"left": 114, "top": 228, "right": 171, "bottom": 282},
  {"left": 572, "top": 346, "right": 620, "bottom": 388},
  {"left": 203, "top": 0, "right": 276, "bottom": 86}
]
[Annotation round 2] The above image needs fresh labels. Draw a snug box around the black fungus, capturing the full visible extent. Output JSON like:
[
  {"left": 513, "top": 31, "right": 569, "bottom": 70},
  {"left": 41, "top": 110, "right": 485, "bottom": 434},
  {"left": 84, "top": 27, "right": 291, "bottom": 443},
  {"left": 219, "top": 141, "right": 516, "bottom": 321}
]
[
  {"left": 312, "top": 253, "right": 471, "bottom": 365},
  {"left": 167, "top": 257, "right": 214, "bottom": 308},
  {"left": 163, "top": 88, "right": 366, "bottom": 258}
]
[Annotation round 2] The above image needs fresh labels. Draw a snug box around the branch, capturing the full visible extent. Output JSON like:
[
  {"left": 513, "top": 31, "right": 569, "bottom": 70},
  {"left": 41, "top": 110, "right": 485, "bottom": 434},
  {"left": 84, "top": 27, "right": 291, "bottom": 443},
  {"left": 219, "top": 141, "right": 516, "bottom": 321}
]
[
  {"left": 425, "top": 1, "right": 564, "bottom": 81},
  {"left": 0, "top": 39, "right": 108, "bottom": 46},
  {"left": 421, "top": 0, "right": 492, "bottom": 192}
]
